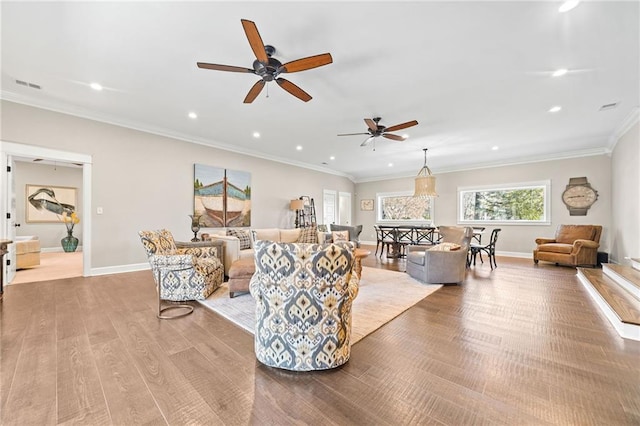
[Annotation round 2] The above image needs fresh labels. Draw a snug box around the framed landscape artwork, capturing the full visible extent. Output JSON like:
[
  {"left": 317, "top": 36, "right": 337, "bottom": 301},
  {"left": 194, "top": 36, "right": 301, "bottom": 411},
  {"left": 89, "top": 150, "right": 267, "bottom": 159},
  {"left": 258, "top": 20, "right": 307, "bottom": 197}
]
[
  {"left": 26, "top": 184, "right": 77, "bottom": 223},
  {"left": 194, "top": 164, "right": 252, "bottom": 227},
  {"left": 360, "top": 199, "right": 374, "bottom": 211}
]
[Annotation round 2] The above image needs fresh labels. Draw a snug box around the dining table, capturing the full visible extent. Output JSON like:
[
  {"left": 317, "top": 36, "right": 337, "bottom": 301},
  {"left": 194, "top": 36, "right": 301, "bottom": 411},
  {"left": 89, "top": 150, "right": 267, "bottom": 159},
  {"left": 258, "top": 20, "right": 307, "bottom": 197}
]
[
  {"left": 377, "top": 225, "right": 437, "bottom": 258},
  {"left": 377, "top": 225, "right": 484, "bottom": 259}
]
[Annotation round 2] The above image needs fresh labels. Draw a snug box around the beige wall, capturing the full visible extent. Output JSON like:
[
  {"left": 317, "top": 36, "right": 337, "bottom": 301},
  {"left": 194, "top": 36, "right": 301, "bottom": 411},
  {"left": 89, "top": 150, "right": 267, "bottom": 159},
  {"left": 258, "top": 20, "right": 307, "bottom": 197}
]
[
  {"left": 14, "top": 161, "right": 83, "bottom": 249},
  {"left": 355, "top": 155, "right": 612, "bottom": 256},
  {"left": 2, "top": 99, "right": 632, "bottom": 268},
  {"left": 611, "top": 120, "right": 640, "bottom": 264},
  {"left": 1, "top": 101, "right": 354, "bottom": 269}
]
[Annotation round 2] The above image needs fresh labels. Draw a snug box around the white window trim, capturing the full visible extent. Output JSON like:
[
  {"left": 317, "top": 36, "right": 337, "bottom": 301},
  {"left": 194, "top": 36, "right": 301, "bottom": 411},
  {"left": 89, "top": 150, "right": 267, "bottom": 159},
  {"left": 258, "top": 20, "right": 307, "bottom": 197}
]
[
  {"left": 376, "top": 190, "right": 435, "bottom": 225},
  {"left": 457, "top": 180, "right": 551, "bottom": 226}
]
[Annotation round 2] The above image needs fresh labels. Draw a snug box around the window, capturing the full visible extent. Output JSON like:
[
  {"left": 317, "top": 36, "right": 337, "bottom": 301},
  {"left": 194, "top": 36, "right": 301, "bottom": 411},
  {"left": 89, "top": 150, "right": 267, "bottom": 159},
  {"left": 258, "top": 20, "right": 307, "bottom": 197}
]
[
  {"left": 458, "top": 181, "right": 550, "bottom": 225},
  {"left": 376, "top": 191, "right": 434, "bottom": 224}
]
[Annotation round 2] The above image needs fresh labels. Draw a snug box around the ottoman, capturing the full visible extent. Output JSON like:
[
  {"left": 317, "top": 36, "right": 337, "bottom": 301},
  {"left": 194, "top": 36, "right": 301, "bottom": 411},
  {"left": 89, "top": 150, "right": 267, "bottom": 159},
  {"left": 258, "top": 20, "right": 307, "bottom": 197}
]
[
  {"left": 16, "top": 236, "right": 41, "bottom": 269},
  {"left": 228, "top": 257, "right": 255, "bottom": 298}
]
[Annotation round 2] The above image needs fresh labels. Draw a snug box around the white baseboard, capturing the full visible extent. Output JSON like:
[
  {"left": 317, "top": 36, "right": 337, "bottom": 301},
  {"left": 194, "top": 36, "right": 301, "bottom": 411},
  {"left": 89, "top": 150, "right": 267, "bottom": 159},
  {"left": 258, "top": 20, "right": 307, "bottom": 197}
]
[
  {"left": 359, "top": 241, "right": 531, "bottom": 259},
  {"left": 496, "top": 251, "right": 531, "bottom": 259},
  {"left": 42, "top": 246, "right": 83, "bottom": 253},
  {"left": 87, "top": 251, "right": 534, "bottom": 278},
  {"left": 91, "top": 262, "right": 149, "bottom": 276}
]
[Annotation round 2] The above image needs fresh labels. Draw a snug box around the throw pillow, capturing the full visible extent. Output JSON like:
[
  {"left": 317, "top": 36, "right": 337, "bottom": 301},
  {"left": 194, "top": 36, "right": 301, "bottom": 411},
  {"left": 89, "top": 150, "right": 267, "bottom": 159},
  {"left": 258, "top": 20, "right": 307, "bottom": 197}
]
[
  {"left": 428, "top": 242, "right": 462, "bottom": 251},
  {"left": 297, "top": 225, "right": 319, "bottom": 243},
  {"left": 332, "top": 230, "right": 349, "bottom": 242},
  {"left": 227, "top": 228, "right": 251, "bottom": 250}
]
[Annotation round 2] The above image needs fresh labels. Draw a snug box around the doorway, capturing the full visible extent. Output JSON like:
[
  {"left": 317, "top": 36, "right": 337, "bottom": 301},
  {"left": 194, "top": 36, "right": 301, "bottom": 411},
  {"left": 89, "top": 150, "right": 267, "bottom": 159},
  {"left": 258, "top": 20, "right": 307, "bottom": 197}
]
[
  {"left": 338, "top": 192, "right": 352, "bottom": 225},
  {"left": 322, "top": 190, "right": 337, "bottom": 226},
  {"left": 1, "top": 141, "right": 92, "bottom": 284}
]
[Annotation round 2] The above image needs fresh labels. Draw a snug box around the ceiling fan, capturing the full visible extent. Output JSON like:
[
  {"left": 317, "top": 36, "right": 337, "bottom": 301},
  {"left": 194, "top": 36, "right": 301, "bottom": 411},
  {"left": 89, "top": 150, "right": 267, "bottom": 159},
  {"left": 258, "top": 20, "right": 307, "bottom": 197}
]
[
  {"left": 338, "top": 117, "right": 419, "bottom": 146},
  {"left": 197, "top": 19, "right": 333, "bottom": 103}
]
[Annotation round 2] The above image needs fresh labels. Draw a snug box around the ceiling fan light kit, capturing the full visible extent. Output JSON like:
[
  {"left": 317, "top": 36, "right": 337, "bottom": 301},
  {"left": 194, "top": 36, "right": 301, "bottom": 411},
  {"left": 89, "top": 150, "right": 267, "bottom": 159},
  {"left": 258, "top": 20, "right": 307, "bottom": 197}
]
[
  {"left": 197, "top": 19, "right": 332, "bottom": 103},
  {"left": 414, "top": 148, "right": 437, "bottom": 197}
]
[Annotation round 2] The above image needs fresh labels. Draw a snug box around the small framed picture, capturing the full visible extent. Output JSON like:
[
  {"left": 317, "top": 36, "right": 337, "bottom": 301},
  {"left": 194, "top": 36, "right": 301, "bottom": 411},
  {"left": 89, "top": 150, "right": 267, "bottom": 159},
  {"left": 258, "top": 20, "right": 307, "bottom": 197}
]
[{"left": 360, "top": 199, "right": 374, "bottom": 211}]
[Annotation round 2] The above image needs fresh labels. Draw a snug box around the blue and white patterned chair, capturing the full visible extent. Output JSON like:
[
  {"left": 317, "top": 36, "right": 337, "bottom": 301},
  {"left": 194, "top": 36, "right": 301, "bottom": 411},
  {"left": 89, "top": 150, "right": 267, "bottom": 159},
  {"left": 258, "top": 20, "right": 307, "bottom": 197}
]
[
  {"left": 249, "top": 241, "right": 359, "bottom": 371},
  {"left": 139, "top": 229, "right": 224, "bottom": 317}
]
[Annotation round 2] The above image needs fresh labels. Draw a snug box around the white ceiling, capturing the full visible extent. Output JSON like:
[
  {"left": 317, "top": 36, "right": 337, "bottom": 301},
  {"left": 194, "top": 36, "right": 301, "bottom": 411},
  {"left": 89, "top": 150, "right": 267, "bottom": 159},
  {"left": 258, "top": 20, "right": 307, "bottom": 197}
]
[{"left": 2, "top": 1, "right": 638, "bottom": 182}]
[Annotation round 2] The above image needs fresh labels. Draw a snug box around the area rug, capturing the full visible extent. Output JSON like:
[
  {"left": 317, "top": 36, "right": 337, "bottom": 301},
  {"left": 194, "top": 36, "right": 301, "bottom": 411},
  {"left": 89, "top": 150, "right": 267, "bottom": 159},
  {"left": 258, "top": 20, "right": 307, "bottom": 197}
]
[{"left": 198, "top": 267, "right": 442, "bottom": 344}]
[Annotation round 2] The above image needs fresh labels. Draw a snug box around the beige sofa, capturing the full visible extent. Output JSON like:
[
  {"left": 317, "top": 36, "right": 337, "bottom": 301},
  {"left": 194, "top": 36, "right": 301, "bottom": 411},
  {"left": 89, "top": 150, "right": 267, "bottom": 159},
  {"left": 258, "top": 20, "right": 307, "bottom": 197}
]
[{"left": 205, "top": 228, "right": 306, "bottom": 275}]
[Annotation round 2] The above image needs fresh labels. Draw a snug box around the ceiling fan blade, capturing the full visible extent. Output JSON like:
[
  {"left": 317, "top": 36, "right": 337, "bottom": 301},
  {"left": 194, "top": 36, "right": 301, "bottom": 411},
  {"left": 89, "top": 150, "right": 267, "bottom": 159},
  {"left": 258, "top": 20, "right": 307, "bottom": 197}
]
[
  {"left": 241, "top": 19, "right": 268, "bottom": 63},
  {"left": 243, "top": 80, "right": 265, "bottom": 103},
  {"left": 361, "top": 137, "right": 374, "bottom": 147},
  {"left": 276, "top": 78, "right": 312, "bottom": 102},
  {"left": 382, "top": 133, "right": 406, "bottom": 141},
  {"left": 384, "top": 120, "right": 419, "bottom": 132},
  {"left": 197, "top": 62, "right": 254, "bottom": 73},
  {"left": 337, "top": 132, "right": 370, "bottom": 136},
  {"left": 364, "top": 119, "right": 377, "bottom": 132},
  {"left": 281, "top": 53, "right": 333, "bottom": 73}
]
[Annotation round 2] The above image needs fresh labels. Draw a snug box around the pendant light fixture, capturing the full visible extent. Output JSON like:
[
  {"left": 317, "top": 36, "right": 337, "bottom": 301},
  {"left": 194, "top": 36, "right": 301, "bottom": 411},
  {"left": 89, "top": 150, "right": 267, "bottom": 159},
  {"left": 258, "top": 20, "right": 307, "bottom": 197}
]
[{"left": 414, "top": 148, "right": 437, "bottom": 197}]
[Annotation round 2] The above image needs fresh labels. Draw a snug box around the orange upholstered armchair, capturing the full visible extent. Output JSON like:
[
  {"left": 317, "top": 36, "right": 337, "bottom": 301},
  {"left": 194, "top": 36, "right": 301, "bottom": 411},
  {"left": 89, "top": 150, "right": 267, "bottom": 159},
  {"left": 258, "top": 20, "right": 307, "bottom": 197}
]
[{"left": 533, "top": 224, "right": 602, "bottom": 267}]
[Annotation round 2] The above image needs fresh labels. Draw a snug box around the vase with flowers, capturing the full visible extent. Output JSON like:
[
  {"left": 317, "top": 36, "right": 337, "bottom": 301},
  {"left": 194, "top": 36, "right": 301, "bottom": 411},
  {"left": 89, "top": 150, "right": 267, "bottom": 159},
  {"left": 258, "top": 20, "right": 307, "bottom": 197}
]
[{"left": 60, "top": 211, "right": 80, "bottom": 252}]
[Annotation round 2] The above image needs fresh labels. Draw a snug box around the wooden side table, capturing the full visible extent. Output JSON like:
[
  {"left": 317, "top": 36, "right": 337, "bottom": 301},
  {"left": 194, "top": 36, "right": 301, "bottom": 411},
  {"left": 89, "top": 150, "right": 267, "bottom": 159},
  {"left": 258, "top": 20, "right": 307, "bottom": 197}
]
[{"left": 354, "top": 248, "right": 371, "bottom": 279}]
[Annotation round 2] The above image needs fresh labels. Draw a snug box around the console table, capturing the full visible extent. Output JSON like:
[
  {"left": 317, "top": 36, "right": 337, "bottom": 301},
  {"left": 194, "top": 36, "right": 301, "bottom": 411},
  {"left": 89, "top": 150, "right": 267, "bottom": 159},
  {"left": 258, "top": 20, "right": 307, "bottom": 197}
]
[{"left": 0, "top": 239, "right": 12, "bottom": 300}]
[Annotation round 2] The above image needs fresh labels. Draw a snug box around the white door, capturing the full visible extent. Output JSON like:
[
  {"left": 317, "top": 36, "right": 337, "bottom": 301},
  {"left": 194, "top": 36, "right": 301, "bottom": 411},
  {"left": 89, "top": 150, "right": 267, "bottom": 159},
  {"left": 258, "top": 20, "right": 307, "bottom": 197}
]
[
  {"left": 323, "top": 190, "right": 337, "bottom": 226},
  {"left": 338, "top": 192, "right": 352, "bottom": 225},
  {"left": 4, "top": 156, "right": 17, "bottom": 284}
]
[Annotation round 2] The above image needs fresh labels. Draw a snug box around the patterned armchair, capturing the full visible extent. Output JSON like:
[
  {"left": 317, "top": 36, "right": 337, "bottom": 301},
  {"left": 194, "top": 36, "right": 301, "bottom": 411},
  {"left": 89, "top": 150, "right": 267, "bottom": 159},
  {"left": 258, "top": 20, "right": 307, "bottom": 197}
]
[
  {"left": 249, "top": 241, "right": 359, "bottom": 371},
  {"left": 138, "top": 229, "right": 224, "bottom": 310}
]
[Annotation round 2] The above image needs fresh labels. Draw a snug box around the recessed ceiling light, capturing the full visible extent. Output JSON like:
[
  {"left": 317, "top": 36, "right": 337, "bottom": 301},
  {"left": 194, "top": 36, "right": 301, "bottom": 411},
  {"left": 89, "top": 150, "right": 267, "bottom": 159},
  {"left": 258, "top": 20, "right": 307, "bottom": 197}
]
[
  {"left": 559, "top": 0, "right": 580, "bottom": 13},
  {"left": 90, "top": 82, "right": 103, "bottom": 91},
  {"left": 388, "top": 163, "right": 393, "bottom": 167},
  {"left": 552, "top": 68, "right": 568, "bottom": 77},
  {"left": 330, "top": 156, "right": 335, "bottom": 160},
  {"left": 492, "top": 146, "right": 499, "bottom": 151},
  {"left": 253, "top": 132, "right": 260, "bottom": 138},
  {"left": 188, "top": 112, "right": 198, "bottom": 119},
  {"left": 296, "top": 145, "right": 302, "bottom": 151},
  {"left": 549, "top": 106, "right": 562, "bottom": 113}
]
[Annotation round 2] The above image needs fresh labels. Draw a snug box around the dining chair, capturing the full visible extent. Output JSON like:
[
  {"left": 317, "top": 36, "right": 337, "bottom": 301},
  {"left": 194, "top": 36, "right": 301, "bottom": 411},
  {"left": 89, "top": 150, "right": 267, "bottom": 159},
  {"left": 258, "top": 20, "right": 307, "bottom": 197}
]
[
  {"left": 378, "top": 226, "right": 396, "bottom": 258},
  {"left": 395, "top": 227, "right": 414, "bottom": 257},
  {"left": 413, "top": 227, "right": 436, "bottom": 245},
  {"left": 469, "top": 228, "right": 501, "bottom": 270},
  {"left": 374, "top": 225, "right": 384, "bottom": 256},
  {"left": 472, "top": 227, "right": 486, "bottom": 244},
  {"left": 471, "top": 226, "right": 486, "bottom": 263}
]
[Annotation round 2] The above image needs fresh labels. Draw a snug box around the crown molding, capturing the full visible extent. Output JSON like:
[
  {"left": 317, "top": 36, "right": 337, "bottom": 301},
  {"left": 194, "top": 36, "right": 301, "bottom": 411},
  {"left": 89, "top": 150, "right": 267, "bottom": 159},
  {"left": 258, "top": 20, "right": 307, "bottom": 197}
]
[
  {"left": 0, "top": 91, "right": 356, "bottom": 182},
  {"left": 353, "top": 147, "right": 611, "bottom": 184},
  {"left": 607, "top": 106, "right": 640, "bottom": 151}
]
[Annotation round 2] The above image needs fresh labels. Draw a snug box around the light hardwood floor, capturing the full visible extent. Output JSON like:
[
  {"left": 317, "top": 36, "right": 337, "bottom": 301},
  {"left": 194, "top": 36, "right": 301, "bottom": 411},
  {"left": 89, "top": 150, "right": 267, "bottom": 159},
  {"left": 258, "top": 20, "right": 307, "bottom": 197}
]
[
  {"left": 10, "top": 251, "right": 82, "bottom": 285},
  {"left": 1, "top": 248, "right": 639, "bottom": 425}
]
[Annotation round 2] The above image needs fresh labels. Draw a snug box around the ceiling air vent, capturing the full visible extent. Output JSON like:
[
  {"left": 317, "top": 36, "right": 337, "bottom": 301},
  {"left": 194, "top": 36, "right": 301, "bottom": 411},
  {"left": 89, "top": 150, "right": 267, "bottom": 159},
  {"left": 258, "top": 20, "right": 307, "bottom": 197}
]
[
  {"left": 599, "top": 102, "right": 618, "bottom": 111},
  {"left": 15, "top": 79, "right": 41, "bottom": 90}
]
